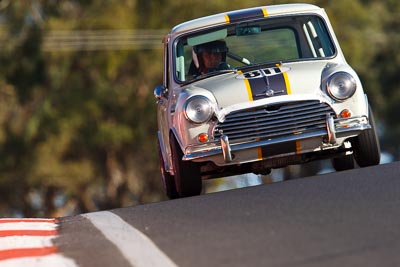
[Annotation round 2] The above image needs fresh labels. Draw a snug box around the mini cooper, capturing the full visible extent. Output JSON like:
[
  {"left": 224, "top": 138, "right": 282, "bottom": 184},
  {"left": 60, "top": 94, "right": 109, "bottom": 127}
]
[{"left": 154, "top": 4, "right": 380, "bottom": 198}]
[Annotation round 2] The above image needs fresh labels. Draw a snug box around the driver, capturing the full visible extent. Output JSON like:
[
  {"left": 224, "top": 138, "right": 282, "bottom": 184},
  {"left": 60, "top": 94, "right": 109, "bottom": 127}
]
[{"left": 189, "top": 40, "right": 230, "bottom": 76}]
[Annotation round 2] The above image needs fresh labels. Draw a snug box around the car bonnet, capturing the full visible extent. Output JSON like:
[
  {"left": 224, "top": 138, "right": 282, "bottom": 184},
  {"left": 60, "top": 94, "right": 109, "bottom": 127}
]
[{"left": 185, "top": 61, "right": 329, "bottom": 112}]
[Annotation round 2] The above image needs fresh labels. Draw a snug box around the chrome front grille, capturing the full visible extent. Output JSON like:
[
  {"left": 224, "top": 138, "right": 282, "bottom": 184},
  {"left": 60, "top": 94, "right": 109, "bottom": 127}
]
[{"left": 213, "top": 101, "right": 335, "bottom": 142}]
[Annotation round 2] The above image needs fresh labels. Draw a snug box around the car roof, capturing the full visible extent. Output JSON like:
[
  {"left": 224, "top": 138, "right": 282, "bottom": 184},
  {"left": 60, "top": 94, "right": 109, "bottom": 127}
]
[{"left": 171, "top": 4, "right": 323, "bottom": 35}]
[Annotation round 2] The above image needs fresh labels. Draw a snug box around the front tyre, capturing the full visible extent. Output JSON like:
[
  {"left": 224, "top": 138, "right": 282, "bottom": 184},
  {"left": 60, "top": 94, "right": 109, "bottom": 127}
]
[
  {"left": 351, "top": 106, "right": 381, "bottom": 167},
  {"left": 170, "top": 133, "right": 202, "bottom": 197}
]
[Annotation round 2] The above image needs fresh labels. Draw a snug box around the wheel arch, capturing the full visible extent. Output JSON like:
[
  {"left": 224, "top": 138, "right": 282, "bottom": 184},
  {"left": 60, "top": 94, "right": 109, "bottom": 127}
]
[
  {"left": 159, "top": 128, "right": 185, "bottom": 176},
  {"left": 157, "top": 130, "right": 173, "bottom": 175}
]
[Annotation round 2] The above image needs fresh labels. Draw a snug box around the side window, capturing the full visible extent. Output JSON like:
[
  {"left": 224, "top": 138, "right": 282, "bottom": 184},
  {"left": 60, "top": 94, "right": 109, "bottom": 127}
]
[
  {"left": 312, "top": 17, "right": 335, "bottom": 57},
  {"left": 176, "top": 40, "right": 186, "bottom": 81},
  {"left": 302, "top": 17, "right": 335, "bottom": 58},
  {"left": 175, "top": 39, "right": 195, "bottom": 82}
]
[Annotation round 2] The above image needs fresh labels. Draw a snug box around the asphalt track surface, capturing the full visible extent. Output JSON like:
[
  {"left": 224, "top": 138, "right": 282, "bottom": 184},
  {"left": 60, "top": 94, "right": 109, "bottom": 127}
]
[{"left": 56, "top": 161, "right": 400, "bottom": 267}]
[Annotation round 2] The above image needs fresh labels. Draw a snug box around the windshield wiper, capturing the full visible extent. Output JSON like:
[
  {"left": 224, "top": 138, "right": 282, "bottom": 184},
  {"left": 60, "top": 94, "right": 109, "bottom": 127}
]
[
  {"left": 181, "top": 69, "right": 237, "bottom": 86},
  {"left": 197, "top": 69, "right": 237, "bottom": 79},
  {"left": 227, "top": 52, "right": 251, "bottom": 65}
]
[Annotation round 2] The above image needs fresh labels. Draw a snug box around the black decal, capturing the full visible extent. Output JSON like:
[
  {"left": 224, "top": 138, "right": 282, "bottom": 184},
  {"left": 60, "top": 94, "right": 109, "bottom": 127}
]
[{"left": 227, "top": 8, "right": 265, "bottom": 23}]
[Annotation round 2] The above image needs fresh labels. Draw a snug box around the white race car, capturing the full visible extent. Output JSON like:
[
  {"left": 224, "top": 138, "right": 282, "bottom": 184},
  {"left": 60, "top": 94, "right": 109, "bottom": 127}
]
[{"left": 155, "top": 3, "right": 380, "bottom": 198}]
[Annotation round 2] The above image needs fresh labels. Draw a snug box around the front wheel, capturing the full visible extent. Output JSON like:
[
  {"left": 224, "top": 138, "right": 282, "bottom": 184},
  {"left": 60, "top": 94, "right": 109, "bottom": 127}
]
[
  {"left": 351, "top": 106, "right": 381, "bottom": 167},
  {"left": 170, "top": 133, "right": 202, "bottom": 197}
]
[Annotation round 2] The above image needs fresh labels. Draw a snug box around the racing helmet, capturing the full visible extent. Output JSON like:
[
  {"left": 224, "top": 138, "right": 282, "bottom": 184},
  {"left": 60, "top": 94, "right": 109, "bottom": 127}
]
[
  {"left": 193, "top": 40, "right": 228, "bottom": 59},
  {"left": 191, "top": 40, "right": 229, "bottom": 74}
]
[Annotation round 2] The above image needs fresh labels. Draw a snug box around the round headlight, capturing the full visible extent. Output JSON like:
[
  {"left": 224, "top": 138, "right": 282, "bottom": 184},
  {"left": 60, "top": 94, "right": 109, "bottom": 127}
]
[
  {"left": 184, "top": 96, "right": 213, "bottom": 124},
  {"left": 326, "top": 72, "right": 357, "bottom": 101}
]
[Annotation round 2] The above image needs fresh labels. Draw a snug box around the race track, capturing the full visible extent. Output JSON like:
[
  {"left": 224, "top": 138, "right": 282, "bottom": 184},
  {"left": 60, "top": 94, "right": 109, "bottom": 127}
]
[
  {"left": 3, "top": 161, "right": 400, "bottom": 266},
  {"left": 56, "top": 162, "right": 400, "bottom": 267}
]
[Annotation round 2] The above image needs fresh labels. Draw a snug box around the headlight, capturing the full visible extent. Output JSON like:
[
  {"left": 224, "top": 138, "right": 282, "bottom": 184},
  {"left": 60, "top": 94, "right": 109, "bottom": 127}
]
[
  {"left": 184, "top": 96, "right": 213, "bottom": 124},
  {"left": 326, "top": 72, "right": 357, "bottom": 101}
]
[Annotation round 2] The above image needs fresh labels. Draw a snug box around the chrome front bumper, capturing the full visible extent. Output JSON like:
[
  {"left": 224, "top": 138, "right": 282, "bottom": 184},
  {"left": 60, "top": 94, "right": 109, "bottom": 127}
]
[{"left": 183, "top": 115, "right": 370, "bottom": 163}]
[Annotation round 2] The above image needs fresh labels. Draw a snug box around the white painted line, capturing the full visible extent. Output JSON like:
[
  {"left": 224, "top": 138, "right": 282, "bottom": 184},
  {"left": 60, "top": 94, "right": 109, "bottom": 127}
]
[
  {"left": 0, "top": 236, "right": 55, "bottom": 250},
  {"left": 82, "top": 211, "right": 178, "bottom": 267},
  {"left": 0, "top": 222, "right": 58, "bottom": 231},
  {"left": 0, "top": 254, "right": 78, "bottom": 267}
]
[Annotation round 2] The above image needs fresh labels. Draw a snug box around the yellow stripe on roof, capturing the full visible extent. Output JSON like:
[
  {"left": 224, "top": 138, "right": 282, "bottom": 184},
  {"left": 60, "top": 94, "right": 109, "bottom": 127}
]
[
  {"left": 224, "top": 14, "right": 230, "bottom": 24},
  {"left": 262, "top": 7, "right": 269, "bottom": 17}
]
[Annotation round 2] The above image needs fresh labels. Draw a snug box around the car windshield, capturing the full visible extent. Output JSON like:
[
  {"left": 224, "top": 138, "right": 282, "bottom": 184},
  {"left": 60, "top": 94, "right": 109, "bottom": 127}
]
[{"left": 174, "top": 15, "right": 335, "bottom": 82}]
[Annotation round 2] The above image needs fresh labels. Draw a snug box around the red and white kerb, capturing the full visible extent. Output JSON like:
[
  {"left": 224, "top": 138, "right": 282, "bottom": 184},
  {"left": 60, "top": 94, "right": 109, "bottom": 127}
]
[{"left": 0, "top": 218, "right": 76, "bottom": 267}]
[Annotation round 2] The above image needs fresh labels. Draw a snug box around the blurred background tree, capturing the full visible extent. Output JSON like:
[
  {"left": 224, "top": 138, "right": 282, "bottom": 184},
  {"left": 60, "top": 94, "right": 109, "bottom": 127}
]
[{"left": 0, "top": 0, "right": 397, "bottom": 217}]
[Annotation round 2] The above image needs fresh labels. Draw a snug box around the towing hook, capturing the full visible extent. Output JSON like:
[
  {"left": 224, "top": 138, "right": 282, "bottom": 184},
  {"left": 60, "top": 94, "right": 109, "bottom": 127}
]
[
  {"left": 221, "top": 135, "right": 233, "bottom": 163},
  {"left": 326, "top": 115, "right": 336, "bottom": 144}
]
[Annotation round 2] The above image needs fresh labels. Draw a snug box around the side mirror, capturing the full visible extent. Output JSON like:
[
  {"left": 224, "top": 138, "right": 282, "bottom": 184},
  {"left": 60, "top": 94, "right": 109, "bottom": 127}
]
[{"left": 154, "top": 85, "right": 167, "bottom": 102}]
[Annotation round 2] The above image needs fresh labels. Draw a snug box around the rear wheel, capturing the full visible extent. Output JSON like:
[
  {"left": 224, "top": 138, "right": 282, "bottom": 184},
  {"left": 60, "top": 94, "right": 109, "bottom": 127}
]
[
  {"left": 170, "top": 133, "right": 202, "bottom": 197},
  {"left": 157, "top": 141, "right": 178, "bottom": 199},
  {"left": 351, "top": 106, "right": 381, "bottom": 167}
]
